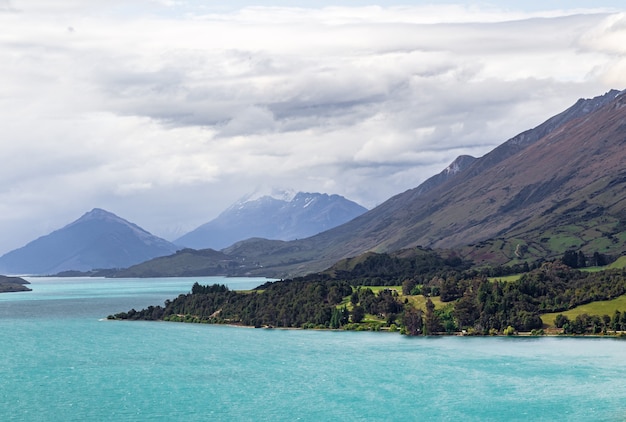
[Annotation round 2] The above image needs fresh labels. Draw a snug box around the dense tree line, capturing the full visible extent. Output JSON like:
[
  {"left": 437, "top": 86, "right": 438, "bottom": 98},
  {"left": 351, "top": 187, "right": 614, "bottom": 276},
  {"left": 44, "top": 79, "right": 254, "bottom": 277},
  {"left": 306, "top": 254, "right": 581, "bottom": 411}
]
[
  {"left": 191, "top": 282, "right": 229, "bottom": 294},
  {"left": 332, "top": 248, "right": 471, "bottom": 286},
  {"left": 111, "top": 279, "right": 353, "bottom": 328},
  {"left": 111, "top": 255, "right": 626, "bottom": 336},
  {"left": 469, "top": 262, "right": 534, "bottom": 278},
  {"left": 554, "top": 310, "right": 626, "bottom": 335},
  {"left": 561, "top": 250, "right": 610, "bottom": 268}
]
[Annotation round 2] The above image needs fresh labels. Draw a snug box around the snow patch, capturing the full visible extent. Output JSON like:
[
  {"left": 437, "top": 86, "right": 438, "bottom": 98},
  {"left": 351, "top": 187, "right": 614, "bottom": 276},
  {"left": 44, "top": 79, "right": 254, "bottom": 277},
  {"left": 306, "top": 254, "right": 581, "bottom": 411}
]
[
  {"left": 303, "top": 197, "right": 316, "bottom": 208},
  {"left": 237, "top": 187, "right": 297, "bottom": 205}
]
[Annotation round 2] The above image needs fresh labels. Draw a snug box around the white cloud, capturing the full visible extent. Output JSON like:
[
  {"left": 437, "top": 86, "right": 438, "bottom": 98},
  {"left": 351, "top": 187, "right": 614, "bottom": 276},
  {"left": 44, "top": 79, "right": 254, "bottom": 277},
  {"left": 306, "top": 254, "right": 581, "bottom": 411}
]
[{"left": 0, "top": 2, "right": 625, "bottom": 253}]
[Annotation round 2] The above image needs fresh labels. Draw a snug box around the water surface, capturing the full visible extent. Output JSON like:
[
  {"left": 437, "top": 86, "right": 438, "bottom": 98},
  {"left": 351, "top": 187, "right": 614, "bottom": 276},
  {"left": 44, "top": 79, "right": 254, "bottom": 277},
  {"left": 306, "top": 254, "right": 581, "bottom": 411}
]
[{"left": 1, "top": 277, "right": 625, "bottom": 421}]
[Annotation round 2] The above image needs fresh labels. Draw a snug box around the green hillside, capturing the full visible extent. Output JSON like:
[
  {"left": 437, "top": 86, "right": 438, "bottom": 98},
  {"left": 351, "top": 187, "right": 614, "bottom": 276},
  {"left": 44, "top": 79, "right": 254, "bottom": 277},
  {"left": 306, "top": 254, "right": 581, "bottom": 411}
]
[
  {"left": 112, "top": 248, "right": 242, "bottom": 277},
  {"left": 541, "top": 295, "right": 626, "bottom": 327}
]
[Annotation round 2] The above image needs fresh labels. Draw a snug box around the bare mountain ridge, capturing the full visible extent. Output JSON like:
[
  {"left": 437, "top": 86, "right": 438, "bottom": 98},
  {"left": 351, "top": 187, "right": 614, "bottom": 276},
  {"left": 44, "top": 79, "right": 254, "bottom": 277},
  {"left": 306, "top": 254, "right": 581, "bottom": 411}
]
[
  {"left": 401, "top": 89, "right": 621, "bottom": 200},
  {"left": 384, "top": 93, "right": 626, "bottom": 258},
  {"left": 461, "top": 89, "right": 623, "bottom": 180},
  {"left": 223, "top": 89, "right": 626, "bottom": 275}
]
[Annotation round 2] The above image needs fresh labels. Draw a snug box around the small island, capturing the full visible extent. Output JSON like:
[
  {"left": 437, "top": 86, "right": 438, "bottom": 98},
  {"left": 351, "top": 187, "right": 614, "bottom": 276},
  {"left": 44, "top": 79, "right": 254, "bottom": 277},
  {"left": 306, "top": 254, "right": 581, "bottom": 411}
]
[{"left": 0, "top": 275, "right": 31, "bottom": 293}]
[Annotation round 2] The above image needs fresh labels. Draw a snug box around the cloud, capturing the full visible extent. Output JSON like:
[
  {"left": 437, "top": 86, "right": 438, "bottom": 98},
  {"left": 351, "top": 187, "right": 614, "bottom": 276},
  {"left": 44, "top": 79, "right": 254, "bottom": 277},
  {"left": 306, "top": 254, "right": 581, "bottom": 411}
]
[{"left": 0, "top": 3, "right": 625, "bottom": 253}]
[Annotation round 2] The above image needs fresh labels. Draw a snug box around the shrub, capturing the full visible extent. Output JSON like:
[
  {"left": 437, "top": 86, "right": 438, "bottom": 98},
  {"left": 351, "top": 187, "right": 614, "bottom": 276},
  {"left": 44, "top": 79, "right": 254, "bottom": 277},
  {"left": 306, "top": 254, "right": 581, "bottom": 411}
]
[{"left": 503, "top": 326, "right": 516, "bottom": 336}]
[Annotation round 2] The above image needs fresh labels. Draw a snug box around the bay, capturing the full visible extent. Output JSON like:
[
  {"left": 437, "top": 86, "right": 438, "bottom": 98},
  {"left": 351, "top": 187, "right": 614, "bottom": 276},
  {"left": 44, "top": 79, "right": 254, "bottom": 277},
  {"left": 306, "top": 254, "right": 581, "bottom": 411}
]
[{"left": 1, "top": 277, "right": 626, "bottom": 421}]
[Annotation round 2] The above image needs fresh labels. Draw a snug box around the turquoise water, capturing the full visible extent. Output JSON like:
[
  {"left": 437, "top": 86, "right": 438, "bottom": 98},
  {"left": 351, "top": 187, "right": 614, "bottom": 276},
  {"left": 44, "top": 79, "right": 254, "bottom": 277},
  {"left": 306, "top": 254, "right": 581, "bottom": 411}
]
[{"left": 1, "top": 277, "right": 626, "bottom": 421}]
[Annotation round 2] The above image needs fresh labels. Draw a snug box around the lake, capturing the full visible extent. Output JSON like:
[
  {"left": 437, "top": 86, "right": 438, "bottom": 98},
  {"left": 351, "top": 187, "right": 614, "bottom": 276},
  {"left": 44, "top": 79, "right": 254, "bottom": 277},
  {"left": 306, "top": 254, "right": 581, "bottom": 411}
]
[{"left": 1, "top": 276, "right": 625, "bottom": 421}]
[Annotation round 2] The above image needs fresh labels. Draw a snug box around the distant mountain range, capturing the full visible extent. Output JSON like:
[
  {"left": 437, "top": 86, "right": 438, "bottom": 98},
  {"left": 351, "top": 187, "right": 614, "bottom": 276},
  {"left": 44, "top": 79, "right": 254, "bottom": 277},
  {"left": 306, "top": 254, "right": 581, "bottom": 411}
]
[
  {"left": 0, "top": 191, "right": 367, "bottom": 275},
  {"left": 4, "top": 89, "right": 625, "bottom": 278},
  {"left": 0, "top": 209, "right": 178, "bottom": 275},
  {"left": 174, "top": 192, "right": 367, "bottom": 250}
]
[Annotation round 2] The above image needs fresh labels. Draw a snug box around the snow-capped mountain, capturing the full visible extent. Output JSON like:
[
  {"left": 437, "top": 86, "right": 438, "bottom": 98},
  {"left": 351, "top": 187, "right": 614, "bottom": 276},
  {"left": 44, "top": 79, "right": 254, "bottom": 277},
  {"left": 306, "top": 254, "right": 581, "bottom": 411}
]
[
  {"left": 236, "top": 188, "right": 298, "bottom": 205},
  {"left": 175, "top": 192, "right": 368, "bottom": 250}
]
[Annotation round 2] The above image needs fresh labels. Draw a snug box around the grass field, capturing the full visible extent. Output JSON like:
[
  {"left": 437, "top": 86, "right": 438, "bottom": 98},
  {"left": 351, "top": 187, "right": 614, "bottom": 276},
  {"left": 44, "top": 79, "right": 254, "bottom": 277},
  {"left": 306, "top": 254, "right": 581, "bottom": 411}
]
[
  {"left": 581, "top": 255, "right": 626, "bottom": 272},
  {"left": 487, "top": 274, "right": 523, "bottom": 283},
  {"left": 358, "top": 285, "right": 401, "bottom": 293},
  {"left": 345, "top": 285, "right": 444, "bottom": 311},
  {"left": 541, "top": 294, "right": 626, "bottom": 326},
  {"left": 609, "top": 256, "right": 626, "bottom": 269},
  {"left": 405, "top": 294, "right": 444, "bottom": 309}
]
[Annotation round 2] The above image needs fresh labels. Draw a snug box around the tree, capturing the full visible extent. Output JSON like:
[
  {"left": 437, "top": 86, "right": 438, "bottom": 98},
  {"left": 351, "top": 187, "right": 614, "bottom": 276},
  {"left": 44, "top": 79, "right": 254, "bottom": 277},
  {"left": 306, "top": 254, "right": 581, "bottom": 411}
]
[
  {"left": 340, "top": 305, "right": 350, "bottom": 325},
  {"left": 424, "top": 298, "right": 441, "bottom": 335},
  {"left": 620, "top": 311, "right": 626, "bottom": 331},
  {"left": 350, "top": 291, "right": 359, "bottom": 306},
  {"left": 358, "top": 288, "right": 376, "bottom": 314},
  {"left": 327, "top": 286, "right": 345, "bottom": 304},
  {"left": 440, "top": 277, "right": 463, "bottom": 302},
  {"left": 453, "top": 294, "right": 479, "bottom": 329},
  {"left": 554, "top": 314, "right": 570, "bottom": 329},
  {"left": 329, "top": 308, "right": 342, "bottom": 329},
  {"left": 437, "top": 305, "right": 457, "bottom": 333},
  {"left": 602, "top": 314, "right": 611, "bottom": 333},
  {"left": 402, "top": 306, "right": 423, "bottom": 336},
  {"left": 612, "top": 310, "right": 621, "bottom": 331},
  {"left": 402, "top": 279, "right": 416, "bottom": 295},
  {"left": 592, "top": 252, "right": 607, "bottom": 267},
  {"left": 191, "top": 282, "right": 202, "bottom": 294},
  {"left": 571, "top": 314, "right": 590, "bottom": 334},
  {"left": 562, "top": 250, "right": 578, "bottom": 268},
  {"left": 351, "top": 305, "right": 365, "bottom": 323}
]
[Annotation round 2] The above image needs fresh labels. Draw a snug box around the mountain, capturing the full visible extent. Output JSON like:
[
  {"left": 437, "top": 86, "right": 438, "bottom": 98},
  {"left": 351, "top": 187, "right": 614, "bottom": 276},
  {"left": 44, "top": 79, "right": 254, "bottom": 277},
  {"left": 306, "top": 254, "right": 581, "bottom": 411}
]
[
  {"left": 411, "top": 154, "right": 477, "bottom": 197},
  {"left": 58, "top": 89, "right": 625, "bottom": 279},
  {"left": 0, "top": 208, "right": 179, "bottom": 275},
  {"left": 221, "top": 89, "right": 626, "bottom": 276},
  {"left": 175, "top": 192, "right": 367, "bottom": 250},
  {"left": 459, "top": 89, "right": 623, "bottom": 180}
]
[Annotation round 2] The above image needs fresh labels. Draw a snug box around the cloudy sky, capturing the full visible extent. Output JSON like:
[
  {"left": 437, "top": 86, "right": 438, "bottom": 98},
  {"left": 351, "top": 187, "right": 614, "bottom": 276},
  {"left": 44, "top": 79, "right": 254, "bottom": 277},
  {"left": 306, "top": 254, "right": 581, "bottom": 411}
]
[{"left": 1, "top": 0, "right": 625, "bottom": 254}]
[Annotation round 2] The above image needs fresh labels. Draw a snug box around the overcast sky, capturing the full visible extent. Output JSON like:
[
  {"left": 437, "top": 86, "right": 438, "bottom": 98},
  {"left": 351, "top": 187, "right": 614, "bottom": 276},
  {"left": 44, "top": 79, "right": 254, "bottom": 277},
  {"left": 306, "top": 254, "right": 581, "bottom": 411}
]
[{"left": 1, "top": 1, "right": 625, "bottom": 254}]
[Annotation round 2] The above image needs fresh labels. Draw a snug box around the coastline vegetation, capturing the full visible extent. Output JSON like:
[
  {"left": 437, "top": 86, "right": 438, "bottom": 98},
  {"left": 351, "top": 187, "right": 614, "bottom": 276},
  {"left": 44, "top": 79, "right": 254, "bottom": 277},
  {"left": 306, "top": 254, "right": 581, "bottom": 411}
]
[{"left": 109, "top": 247, "right": 626, "bottom": 337}]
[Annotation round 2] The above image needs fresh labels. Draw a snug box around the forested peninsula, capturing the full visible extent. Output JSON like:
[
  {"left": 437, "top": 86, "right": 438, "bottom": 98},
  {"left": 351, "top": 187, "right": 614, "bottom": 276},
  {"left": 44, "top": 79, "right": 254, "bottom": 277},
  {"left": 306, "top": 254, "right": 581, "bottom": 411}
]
[{"left": 110, "top": 248, "right": 626, "bottom": 336}]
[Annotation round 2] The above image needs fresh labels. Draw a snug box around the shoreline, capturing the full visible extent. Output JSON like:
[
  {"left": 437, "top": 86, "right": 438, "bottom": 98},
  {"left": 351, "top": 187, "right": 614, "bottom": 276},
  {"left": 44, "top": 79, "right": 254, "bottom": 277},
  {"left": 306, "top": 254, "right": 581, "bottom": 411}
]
[{"left": 114, "top": 318, "right": 626, "bottom": 338}]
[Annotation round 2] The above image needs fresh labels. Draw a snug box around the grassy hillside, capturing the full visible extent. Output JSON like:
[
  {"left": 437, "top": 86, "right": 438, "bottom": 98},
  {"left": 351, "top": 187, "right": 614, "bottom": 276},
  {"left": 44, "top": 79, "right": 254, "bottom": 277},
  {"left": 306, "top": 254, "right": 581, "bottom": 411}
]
[
  {"left": 541, "top": 294, "right": 626, "bottom": 327},
  {"left": 609, "top": 256, "right": 626, "bottom": 269},
  {"left": 112, "top": 248, "right": 241, "bottom": 277}
]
